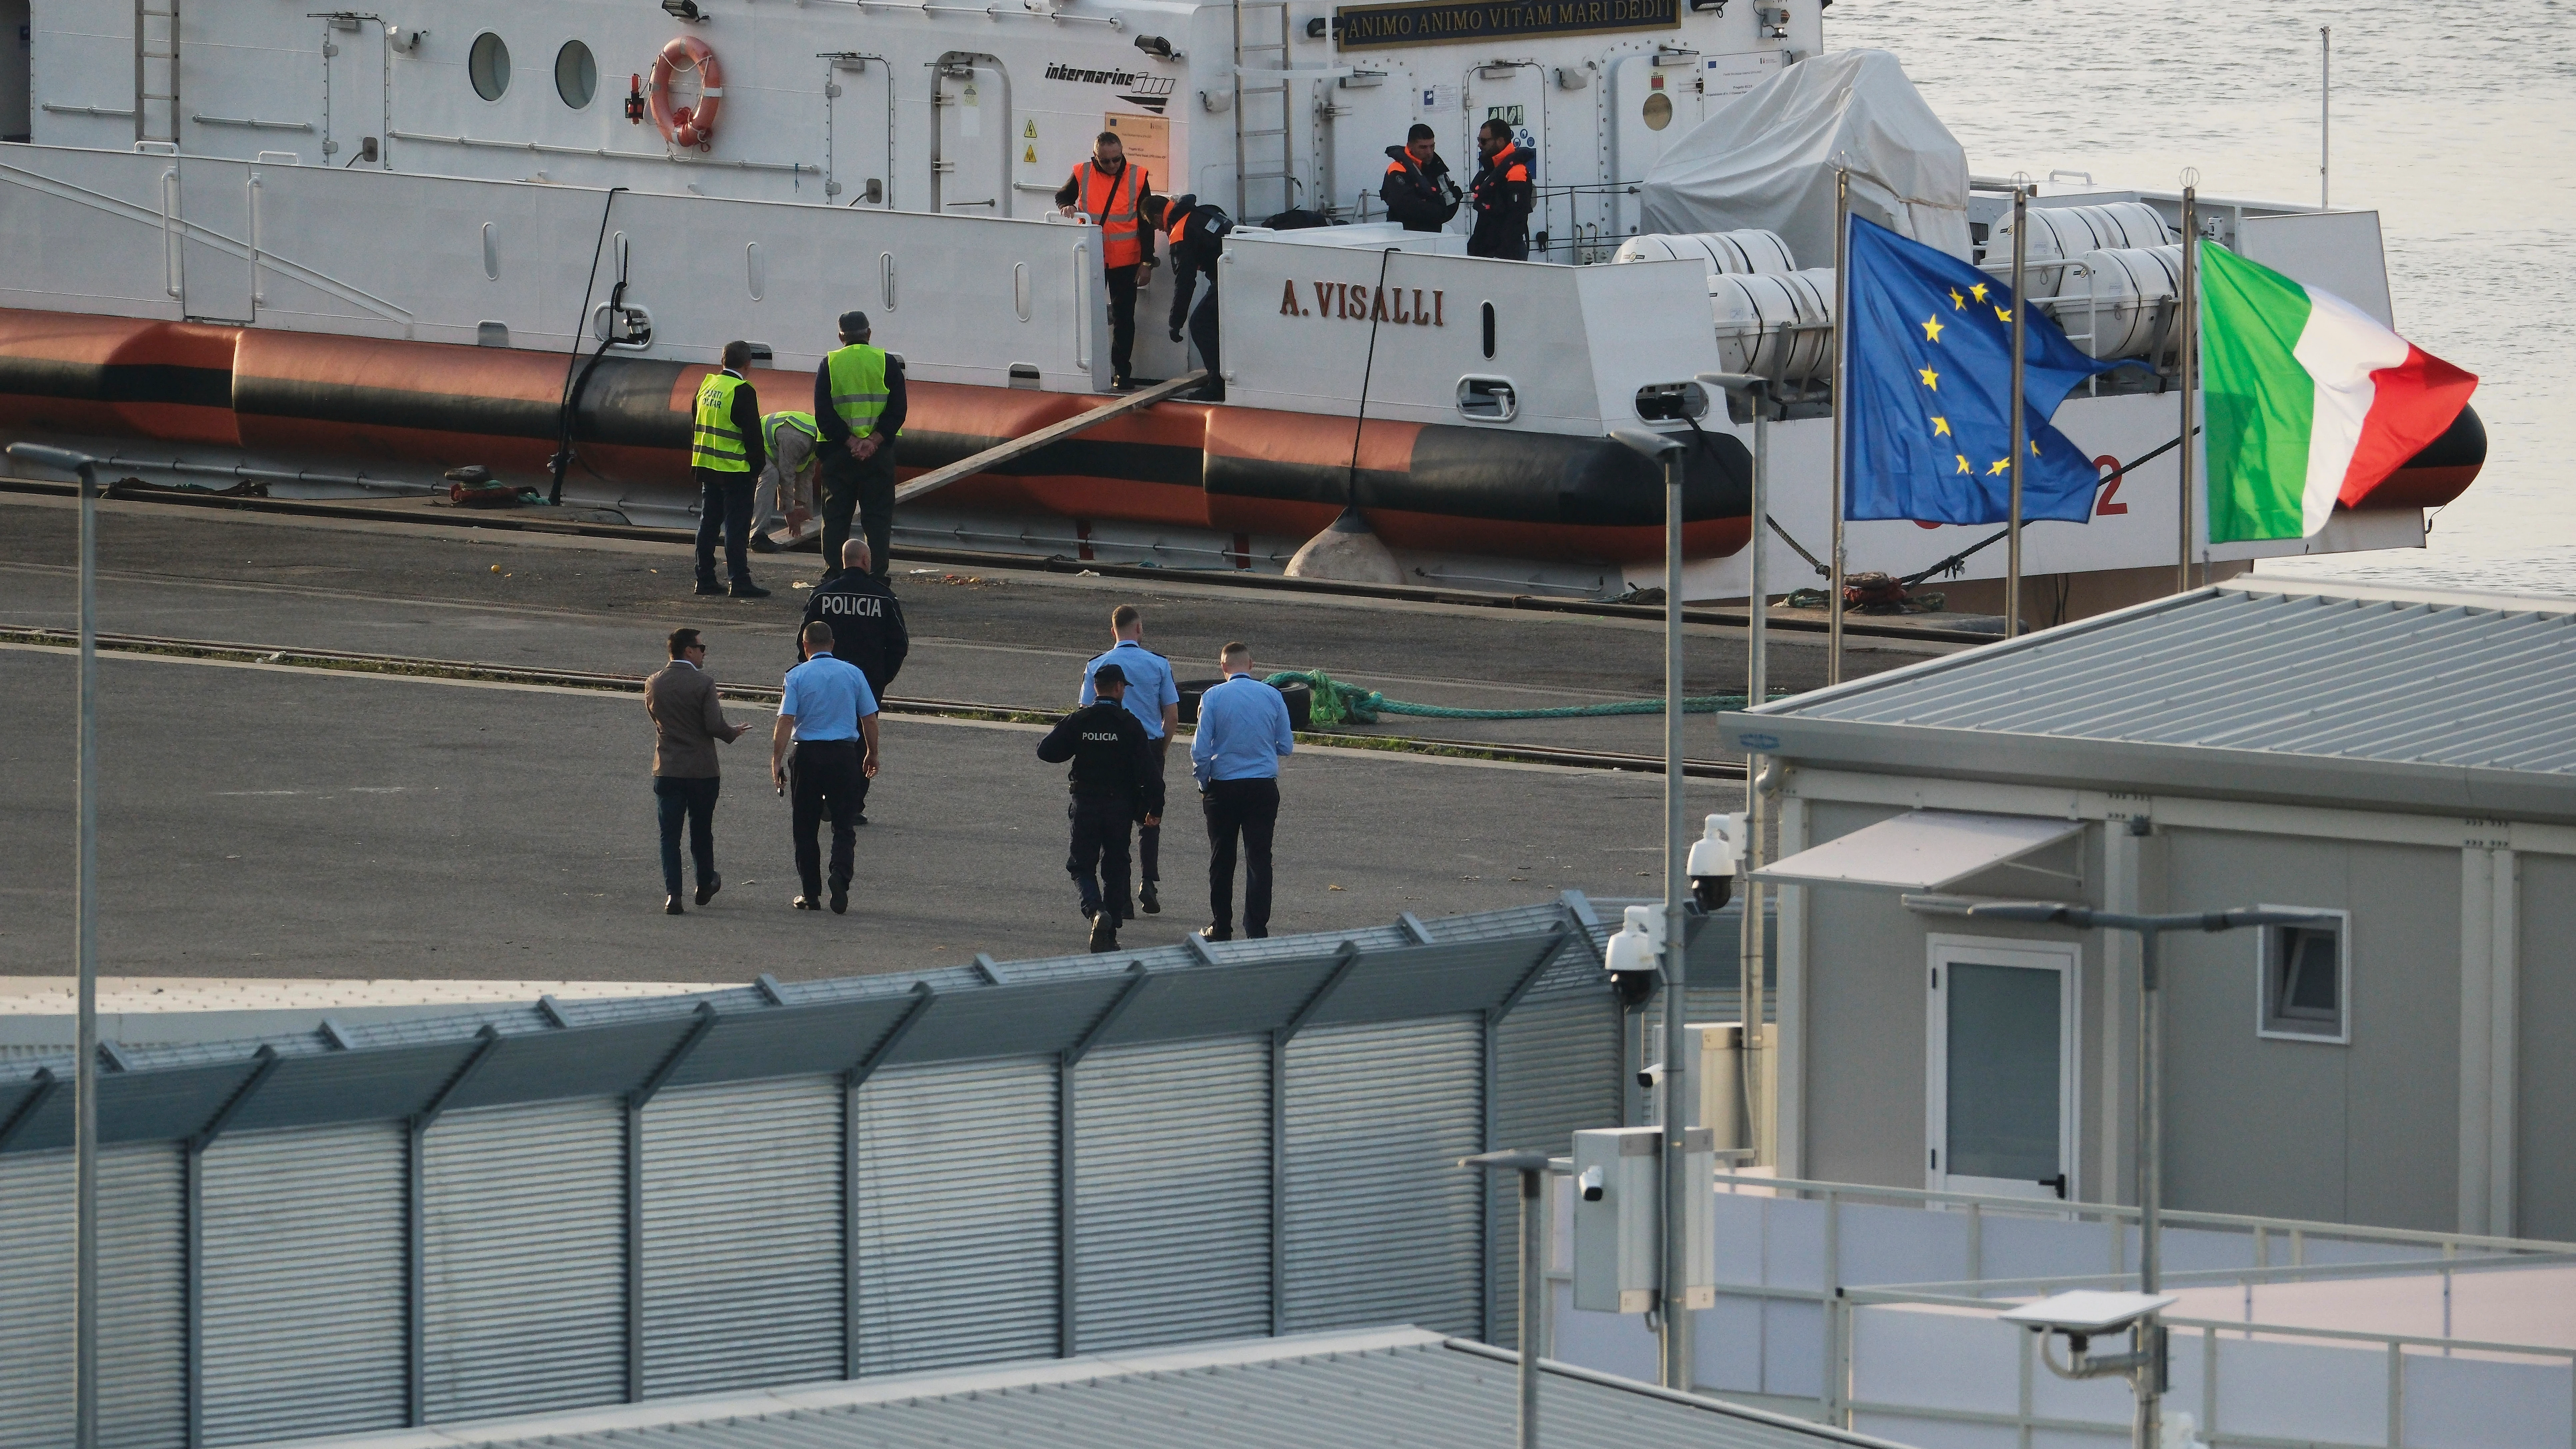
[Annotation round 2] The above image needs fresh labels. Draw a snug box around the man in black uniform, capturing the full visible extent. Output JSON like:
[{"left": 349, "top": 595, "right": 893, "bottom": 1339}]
[
  {"left": 795, "top": 536, "right": 909, "bottom": 822},
  {"left": 1380, "top": 123, "right": 1461, "bottom": 232},
  {"left": 1153, "top": 193, "right": 1232, "bottom": 402},
  {"left": 1467, "top": 118, "right": 1536, "bottom": 261},
  {"left": 1035, "top": 663, "right": 1164, "bottom": 953}
]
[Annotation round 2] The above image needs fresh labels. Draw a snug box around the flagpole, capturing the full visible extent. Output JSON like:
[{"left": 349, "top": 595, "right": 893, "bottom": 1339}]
[
  {"left": 1828, "top": 166, "right": 1849, "bottom": 683},
  {"left": 2320, "top": 28, "right": 2332, "bottom": 209},
  {"left": 2178, "top": 180, "right": 2198, "bottom": 595},
  {"left": 2006, "top": 184, "right": 2028, "bottom": 639}
]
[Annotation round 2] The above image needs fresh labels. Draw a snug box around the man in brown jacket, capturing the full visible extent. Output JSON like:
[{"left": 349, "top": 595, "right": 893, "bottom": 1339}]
[{"left": 646, "top": 627, "right": 750, "bottom": 915}]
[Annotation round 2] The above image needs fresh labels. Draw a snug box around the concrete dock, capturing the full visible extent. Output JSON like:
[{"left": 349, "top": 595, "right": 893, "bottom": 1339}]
[{"left": 0, "top": 493, "right": 1952, "bottom": 980}]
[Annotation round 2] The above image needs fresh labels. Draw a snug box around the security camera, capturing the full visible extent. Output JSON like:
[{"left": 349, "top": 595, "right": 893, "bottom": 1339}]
[
  {"left": 1636, "top": 1062, "right": 1665, "bottom": 1090},
  {"left": 1577, "top": 1164, "right": 1606, "bottom": 1201},
  {"left": 2002, "top": 1290, "right": 2177, "bottom": 1377},
  {"left": 1687, "top": 814, "right": 1741, "bottom": 911},
  {"left": 1602, "top": 904, "right": 1664, "bottom": 1008}
]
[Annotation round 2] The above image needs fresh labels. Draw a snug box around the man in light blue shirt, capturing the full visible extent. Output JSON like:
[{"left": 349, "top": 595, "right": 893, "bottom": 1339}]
[
  {"left": 1079, "top": 604, "right": 1181, "bottom": 913},
  {"left": 771, "top": 620, "right": 880, "bottom": 914},
  {"left": 1189, "top": 640, "right": 1293, "bottom": 941}
]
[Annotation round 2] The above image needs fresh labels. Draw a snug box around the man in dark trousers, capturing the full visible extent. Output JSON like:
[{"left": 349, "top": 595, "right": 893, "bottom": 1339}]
[
  {"left": 1153, "top": 193, "right": 1231, "bottom": 402},
  {"left": 1467, "top": 118, "right": 1535, "bottom": 261},
  {"left": 644, "top": 627, "right": 749, "bottom": 915},
  {"left": 1036, "top": 663, "right": 1165, "bottom": 953},
  {"left": 1188, "top": 640, "right": 1294, "bottom": 941},
  {"left": 795, "top": 537, "right": 909, "bottom": 822},
  {"left": 1055, "top": 131, "right": 1157, "bottom": 389},
  {"left": 813, "top": 311, "right": 907, "bottom": 582},
  {"left": 1078, "top": 604, "right": 1179, "bottom": 914},
  {"left": 771, "top": 619, "right": 881, "bottom": 914},
  {"left": 1380, "top": 123, "right": 1461, "bottom": 232},
  {"left": 692, "top": 341, "right": 771, "bottom": 598}
]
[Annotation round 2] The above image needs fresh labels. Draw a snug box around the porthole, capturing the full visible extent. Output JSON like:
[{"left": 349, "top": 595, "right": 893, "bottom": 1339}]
[
  {"left": 1642, "top": 92, "right": 1673, "bottom": 131},
  {"left": 554, "top": 41, "right": 597, "bottom": 109},
  {"left": 468, "top": 33, "right": 512, "bottom": 102}
]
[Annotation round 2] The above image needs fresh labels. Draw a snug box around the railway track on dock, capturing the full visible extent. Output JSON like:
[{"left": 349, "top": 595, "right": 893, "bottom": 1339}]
[
  {"left": 0, "top": 626, "right": 1749, "bottom": 779},
  {"left": 0, "top": 475, "right": 2000, "bottom": 647}
]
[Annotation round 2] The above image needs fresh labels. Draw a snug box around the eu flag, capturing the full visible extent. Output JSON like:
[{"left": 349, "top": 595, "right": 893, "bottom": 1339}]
[{"left": 1843, "top": 216, "right": 2131, "bottom": 525}]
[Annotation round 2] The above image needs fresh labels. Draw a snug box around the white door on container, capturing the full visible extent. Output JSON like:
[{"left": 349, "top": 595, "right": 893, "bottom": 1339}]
[
  {"left": 934, "top": 62, "right": 1008, "bottom": 216},
  {"left": 1926, "top": 937, "right": 2077, "bottom": 1202},
  {"left": 830, "top": 59, "right": 893, "bottom": 210},
  {"left": 1608, "top": 56, "right": 1701, "bottom": 237}
]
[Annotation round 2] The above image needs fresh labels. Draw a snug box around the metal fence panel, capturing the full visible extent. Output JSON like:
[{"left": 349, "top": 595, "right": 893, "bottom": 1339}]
[
  {"left": 201, "top": 1123, "right": 407, "bottom": 1445},
  {"left": 1488, "top": 991, "right": 1624, "bottom": 1349},
  {"left": 855, "top": 1057, "right": 1058, "bottom": 1375},
  {"left": 0, "top": 1145, "right": 187, "bottom": 1449},
  {"left": 641, "top": 1075, "right": 844, "bottom": 1398},
  {"left": 1072, "top": 1036, "right": 1271, "bottom": 1353},
  {"left": 423, "top": 1097, "right": 626, "bottom": 1421},
  {"left": 1282, "top": 1016, "right": 1485, "bottom": 1337}
]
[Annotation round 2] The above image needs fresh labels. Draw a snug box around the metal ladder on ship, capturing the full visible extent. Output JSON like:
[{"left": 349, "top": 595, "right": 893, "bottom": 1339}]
[
  {"left": 1231, "top": 0, "right": 1296, "bottom": 220},
  {"left": 133, "top": 0, "right": 180, "bottom": 143}
]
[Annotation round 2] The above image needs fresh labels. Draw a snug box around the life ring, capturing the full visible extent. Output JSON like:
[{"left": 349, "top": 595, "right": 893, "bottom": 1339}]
[{"left": 648, "top": 35, "right": 722, "bottom": 149}]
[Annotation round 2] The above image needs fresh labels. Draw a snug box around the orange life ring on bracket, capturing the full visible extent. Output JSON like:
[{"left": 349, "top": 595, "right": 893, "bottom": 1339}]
[{"left": 648, "top": 35, "right": 723, "bottom": 149}]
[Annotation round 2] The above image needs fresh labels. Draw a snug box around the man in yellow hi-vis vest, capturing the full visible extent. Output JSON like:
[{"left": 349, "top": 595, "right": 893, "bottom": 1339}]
[
  {"left": 812, "top": 311, "right": 908, "bottom": 581},
  {"left": 692, "top": 340, "right": 771, "bottom": 598}
]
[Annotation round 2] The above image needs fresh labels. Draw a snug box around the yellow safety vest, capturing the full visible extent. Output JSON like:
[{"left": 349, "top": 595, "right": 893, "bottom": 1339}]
[
  {"left": 824, "top": 345, "right": 893, "bottom": 435},
  {"left": 691, "top": 372, "right": 752, "bottom": 474},
  {"left": 762, "top": 410, "right": 821, "bottom": 453}
]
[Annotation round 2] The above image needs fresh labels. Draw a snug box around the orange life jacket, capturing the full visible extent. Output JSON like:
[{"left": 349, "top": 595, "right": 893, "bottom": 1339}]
[{"left": 1075, "top": 159, "right": 1151, "bottom": 268}]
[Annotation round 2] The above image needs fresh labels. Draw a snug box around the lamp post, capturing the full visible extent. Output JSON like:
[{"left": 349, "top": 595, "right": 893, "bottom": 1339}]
[
  {"left": 1967, "top": 901, "right": 2337, "bottom": 1449},
  {"left": 1461, "top": 1149, "right": 1555, "bottom": 1448},
  {"left": 1695, "top": 370, "right": 1771, "bottom": 1153},
  {"left": 8, "top": 440, "right": 104, "bottom": 1449},
  {"left": 1607, "top": 423, "right": 1691, "bottom": 1390}
]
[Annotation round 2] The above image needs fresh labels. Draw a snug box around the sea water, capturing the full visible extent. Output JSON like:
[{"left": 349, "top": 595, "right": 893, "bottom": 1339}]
[{"left": 1831, "top": 0, "right": 2574, "bottom": 599}]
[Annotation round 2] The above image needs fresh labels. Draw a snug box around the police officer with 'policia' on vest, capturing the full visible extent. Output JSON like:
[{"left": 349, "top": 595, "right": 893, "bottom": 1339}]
[
  {"left": 692, "top": 341, "right": 772, "bottom": 598},
  {"left": 1037, "top": 662, "right": 1165, "bottom": 953},
  {"left": 813, "top": 311, "right": 907, "bottom": 582},
  {"left": 796, "top": 536, "right": 909, "bottom": 824}
]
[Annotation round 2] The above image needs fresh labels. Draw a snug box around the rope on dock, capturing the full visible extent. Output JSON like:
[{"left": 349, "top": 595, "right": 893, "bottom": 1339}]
[{"left": 1264, "top": 669, "right": 1759, "bottom": 726}]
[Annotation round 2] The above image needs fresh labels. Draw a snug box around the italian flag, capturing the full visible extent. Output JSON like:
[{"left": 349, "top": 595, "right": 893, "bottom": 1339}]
[{"left": 2198, "top": 242, "right": 2477, "bottom": 543}]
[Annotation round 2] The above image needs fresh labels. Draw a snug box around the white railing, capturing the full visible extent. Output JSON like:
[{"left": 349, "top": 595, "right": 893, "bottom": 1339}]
[{"left": 1544, "top": 1170, "right": 2576, "bottom": 1447}]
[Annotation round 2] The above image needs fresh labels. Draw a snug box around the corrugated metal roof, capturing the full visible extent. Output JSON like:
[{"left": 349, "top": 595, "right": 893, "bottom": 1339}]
[
  {"left": 1722, "top": 582, "right": 2576, "bottom": 820},
  {"left": 246, "top": 1328, "right": 1905, "bottom": 1449},
  {"left": 0, "top": 899, "right": 1597, "bottom": 1152}
]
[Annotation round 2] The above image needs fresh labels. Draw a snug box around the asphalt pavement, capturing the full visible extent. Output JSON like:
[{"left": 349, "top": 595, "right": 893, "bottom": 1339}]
[
  {"left": 0, "top": 493, "right": 1941, "bottom": 981},
  {"left": 0, "top": 644, "right": 1740, "bottom": 979},
  {"left": 0, "top": 494, "right": 1955, "bottom": 761}
]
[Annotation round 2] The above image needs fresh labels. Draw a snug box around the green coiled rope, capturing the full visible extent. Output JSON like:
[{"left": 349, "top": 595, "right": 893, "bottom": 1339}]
[{"left": 1263, "top": 669, "right": 1753, "bottom": 727}]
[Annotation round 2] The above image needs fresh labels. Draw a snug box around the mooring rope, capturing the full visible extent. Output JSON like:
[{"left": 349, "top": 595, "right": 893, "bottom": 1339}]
[{"left": 1263, "top": 669, "right": 1770, "bottom": 727}]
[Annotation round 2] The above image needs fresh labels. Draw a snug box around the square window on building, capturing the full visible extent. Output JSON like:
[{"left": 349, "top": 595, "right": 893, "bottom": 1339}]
[{"left": 2258, "top": 910, "right": 2350, "bottom": 1044}]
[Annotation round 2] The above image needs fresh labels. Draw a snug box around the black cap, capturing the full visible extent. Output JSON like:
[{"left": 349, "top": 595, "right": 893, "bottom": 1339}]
[
  {"left": 1092, "top": 663, "right": 1128, "bottom": 687},
  {"left": 838, "top": 310, "right": 870, "bottom": 339}
]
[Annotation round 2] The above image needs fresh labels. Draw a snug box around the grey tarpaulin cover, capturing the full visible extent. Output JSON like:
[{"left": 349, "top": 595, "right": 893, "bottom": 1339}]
[{"left": 1640, "top": 49, "right": 1972, "bottom": 265}]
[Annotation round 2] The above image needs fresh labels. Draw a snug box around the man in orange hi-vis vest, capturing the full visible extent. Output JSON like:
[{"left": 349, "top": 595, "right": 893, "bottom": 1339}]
[{"left": 1056, "top": 131, "right": 1158, "bottom": 389}]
